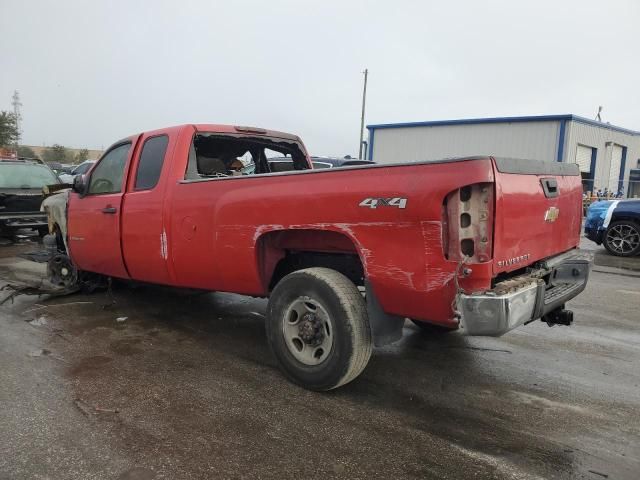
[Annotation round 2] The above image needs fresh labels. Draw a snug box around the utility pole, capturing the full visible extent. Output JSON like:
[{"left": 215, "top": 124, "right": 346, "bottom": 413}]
[
  {"left": 358, "top": 69, "right": 368, "bottom": 159},
  {"left": 11, "top": 90, "right": 22, "bottom": 148}
]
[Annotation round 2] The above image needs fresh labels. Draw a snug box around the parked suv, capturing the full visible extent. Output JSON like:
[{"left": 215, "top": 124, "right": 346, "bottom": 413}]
[
  {"left": 0, "top": 158, "right": 60, "bottom": 236},
  {"left": 585, "top": 199, "right": 640, "bottom": 256}
]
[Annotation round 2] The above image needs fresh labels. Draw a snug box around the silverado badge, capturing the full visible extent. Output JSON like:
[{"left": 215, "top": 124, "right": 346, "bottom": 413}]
[
  {"left": 497, "top": 254, "right": 531, "bottom": 268},
  {"left": 544, "top": 207, "right": 560, "bottom": 223}
]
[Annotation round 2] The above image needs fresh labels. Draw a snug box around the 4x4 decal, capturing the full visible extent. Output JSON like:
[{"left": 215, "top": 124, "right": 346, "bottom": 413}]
[{"left": 359, "top": 197, "right": 407, "bottom": 209}]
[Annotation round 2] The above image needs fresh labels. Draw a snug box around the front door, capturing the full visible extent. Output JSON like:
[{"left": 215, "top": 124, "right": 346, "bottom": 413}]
[{"left": 67, "top": 140, "right": 137, "bottom": 278}]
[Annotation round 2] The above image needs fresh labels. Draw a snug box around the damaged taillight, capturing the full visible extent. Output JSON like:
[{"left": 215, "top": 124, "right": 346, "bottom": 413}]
[{"left": 442, "top": 183, "right": 494, "bottom": 263}]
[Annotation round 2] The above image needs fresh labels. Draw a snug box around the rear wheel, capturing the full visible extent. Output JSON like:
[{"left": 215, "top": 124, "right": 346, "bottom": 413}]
[
  {"left": 604, "top": 220, "right": 640, "bottom": 257},
  {"left": 266, "top": 267, "right": 372, "bottom": 391}
]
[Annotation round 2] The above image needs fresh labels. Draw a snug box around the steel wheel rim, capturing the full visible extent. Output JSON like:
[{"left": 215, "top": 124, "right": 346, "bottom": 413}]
[
  {"left": 282, "top": 296, "right": 334, "bottom": 366},
  {"left": 606, "top": 224, "right": 640, "bottom": 254}
]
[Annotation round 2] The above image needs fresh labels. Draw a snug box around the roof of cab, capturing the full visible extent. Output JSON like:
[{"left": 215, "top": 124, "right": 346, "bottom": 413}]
[
  {"left": 107, "top": 124, "right": 304, "bottom": 152},
  {"left": 192, "top": 124, "right": 302, "bottom": 142}
]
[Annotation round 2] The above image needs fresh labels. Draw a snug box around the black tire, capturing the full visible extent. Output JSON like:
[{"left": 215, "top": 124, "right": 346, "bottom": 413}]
[
  {"left": 410, "top": 318, "right": 456, "bottom": 334},
  {"left": 603, "top": 220, "right": 640, "bottom": 257},
  {"left": 266, "top": 267, "right": 372, "bottom": 391}
]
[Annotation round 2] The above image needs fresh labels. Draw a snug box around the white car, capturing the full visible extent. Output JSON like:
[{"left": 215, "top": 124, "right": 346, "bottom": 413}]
[{"left": 58, "top": 160, "right": 96, "bottom": 183}]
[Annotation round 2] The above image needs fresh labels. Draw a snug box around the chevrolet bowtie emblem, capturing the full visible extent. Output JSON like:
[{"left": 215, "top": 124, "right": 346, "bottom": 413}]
[{"left": 544, "top": 207, "right": 560, "bottom": 222}]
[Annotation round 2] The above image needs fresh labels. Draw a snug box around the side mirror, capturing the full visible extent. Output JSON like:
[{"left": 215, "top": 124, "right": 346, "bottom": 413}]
[{"left": 73, "top": 174, "right": 88, "bottom": 197}]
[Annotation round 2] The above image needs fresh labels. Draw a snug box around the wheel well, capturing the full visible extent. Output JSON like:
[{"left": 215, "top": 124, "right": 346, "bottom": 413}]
[
  {"left": 270, "top": 251, "right": 364, "bottom": 290},
  {"left": 257, "top": 229, "right": 365, "bottom": 290},
  {"left": 51, "top": 223, "right": 67, "bottom": 253},
  {"left": 611, "top": 216, "right": 640, "bottom": 226}
]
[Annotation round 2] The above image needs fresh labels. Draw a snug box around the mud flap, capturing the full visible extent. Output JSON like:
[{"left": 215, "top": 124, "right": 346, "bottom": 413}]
[{"left": 365, "top": 281, "right": 405, "bottom": 347}]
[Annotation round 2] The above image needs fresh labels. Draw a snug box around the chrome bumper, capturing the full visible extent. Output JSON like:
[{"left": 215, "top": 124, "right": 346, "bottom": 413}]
[{"left": 459, "top": 250, "right": 592, "bottom": 336}]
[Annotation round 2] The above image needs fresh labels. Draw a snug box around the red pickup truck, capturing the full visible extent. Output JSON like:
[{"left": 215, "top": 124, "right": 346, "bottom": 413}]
[{"left": 43, "top": 124, "right": 592, "bottom": 390}]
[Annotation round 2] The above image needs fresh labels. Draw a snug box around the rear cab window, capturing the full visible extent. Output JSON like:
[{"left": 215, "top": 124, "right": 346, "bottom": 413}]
[{"left": 184, "top": 133, "right": 309, "bottom": 180}]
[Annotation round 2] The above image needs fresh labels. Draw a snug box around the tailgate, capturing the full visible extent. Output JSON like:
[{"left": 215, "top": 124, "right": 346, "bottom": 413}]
[{"left": 492, "top": 157, "right": 582, "bottom": 274}]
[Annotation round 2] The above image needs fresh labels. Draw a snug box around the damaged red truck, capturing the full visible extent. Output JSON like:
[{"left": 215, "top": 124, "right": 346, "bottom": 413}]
[{"left": 43, "top": 124, "right": 592, "bottom": 390}]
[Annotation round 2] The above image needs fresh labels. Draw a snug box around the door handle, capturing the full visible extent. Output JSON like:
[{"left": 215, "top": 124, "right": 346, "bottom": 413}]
[
  {"left": 540, "top": 178, "right": 559, "bottom": 198},
  {"left": 101, "top": 206, "right": 117, "bottom": 214}
]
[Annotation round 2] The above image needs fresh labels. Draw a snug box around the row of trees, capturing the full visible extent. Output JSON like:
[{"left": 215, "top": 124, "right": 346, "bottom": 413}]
[
  {"left": 1, "top": 109, "right": 89, "bottom": 164},
  {"left": 24, "top": 144, "right": 89, "bottom": 164},
  {"left": 0, "top": 111, "right": 19, "bottom": 146}
]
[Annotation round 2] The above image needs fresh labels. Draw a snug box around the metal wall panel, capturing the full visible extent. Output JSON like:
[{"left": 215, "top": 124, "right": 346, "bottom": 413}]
[
  {"left": 575, "top": 145, "right": 593, "bottom": 173},
  {"left": 564, "top": 121, "right": 640, "bottom": 194},
  {"left": 370, "top": 119, "right": 640, "bottom": 196},
  {"left": 371, "top": 121, "right": 561, "bottom": 164},
  {"left": 609, "top": 145, "right": 623, "bottom": 192}
]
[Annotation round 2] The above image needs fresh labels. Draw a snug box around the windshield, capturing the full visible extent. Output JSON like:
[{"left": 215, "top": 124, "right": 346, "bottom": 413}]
[{"left": 0, "top": 163, "right": 59, "bottom": 189}]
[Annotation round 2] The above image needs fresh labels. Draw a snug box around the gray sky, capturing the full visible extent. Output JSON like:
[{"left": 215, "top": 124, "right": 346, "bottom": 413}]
[{"left": 1, "top": 0, "right": 638, "bottom": 156}]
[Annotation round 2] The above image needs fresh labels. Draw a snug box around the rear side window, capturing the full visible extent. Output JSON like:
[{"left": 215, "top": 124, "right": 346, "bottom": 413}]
[{"left": 135, "top": 135, "right": 169, "bottom": 190}]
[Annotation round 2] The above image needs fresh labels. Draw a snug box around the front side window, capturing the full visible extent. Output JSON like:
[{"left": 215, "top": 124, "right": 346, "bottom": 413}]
[
  {"left": 135, "top": 135, "right": 168, "bottom": 190},
  {"left": 88, "top": 143, "right": 131, "bottom": 195}
]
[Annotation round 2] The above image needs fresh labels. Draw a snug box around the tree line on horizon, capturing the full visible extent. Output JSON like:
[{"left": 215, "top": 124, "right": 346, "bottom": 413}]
[{"left": 0, "top": 110, "right": 89, "bottom": 164}]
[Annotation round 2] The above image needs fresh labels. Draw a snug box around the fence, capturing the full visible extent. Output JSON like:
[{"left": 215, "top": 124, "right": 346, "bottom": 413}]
[{"left": 581, "top": 178, "right": 640, "bottom": 199}]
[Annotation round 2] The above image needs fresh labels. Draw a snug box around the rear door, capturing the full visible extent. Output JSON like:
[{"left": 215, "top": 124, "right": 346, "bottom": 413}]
[
  {"left": 492, "top": 158, "right": 583, "bottom": 274},
  {"left": 67, "top": 140, "right": 138, "bottom": 278},
  {"left": 120, "top": 132, "right": 174, "bottom": 285}
]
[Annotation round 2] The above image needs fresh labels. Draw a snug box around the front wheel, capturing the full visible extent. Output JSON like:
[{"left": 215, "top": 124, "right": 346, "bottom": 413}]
[
  {"left": 266, "top": 267, "right": 372, "bottom": 391},
  {"left": 604, "top": 220, "right": 640, "bottom": 257}
]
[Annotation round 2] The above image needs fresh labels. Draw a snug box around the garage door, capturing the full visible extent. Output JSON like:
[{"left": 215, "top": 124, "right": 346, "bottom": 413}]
[
  {"left": 575, "top": 145, "right": 593, "bottom": 173},
  {"left": 609, "top": 144, "right": 623, "bottom": 191}
]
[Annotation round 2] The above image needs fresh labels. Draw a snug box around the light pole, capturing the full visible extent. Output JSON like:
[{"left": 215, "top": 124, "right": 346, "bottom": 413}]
[{"left": 358, "top": 69, "right": 368, "bottom": 160}]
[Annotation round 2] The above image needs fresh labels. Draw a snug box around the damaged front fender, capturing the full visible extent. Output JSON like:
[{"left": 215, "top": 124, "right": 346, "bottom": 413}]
[{"left": 41, "top": 190, "right": 70, "bottom": 252}]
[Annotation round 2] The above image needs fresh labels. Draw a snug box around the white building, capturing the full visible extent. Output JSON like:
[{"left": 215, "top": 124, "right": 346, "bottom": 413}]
[{"left": 366, "top": 115, "right": 640, "bottom": 195}]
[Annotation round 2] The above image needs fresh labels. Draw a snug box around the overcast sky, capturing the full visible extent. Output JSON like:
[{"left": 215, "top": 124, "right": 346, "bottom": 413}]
[{"left": 1, "top": 0, "right": 638, "bottom": 156}]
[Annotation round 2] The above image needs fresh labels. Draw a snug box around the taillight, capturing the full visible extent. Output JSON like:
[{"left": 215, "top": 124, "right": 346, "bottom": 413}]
[{"left": 442, "top": 183, "right": 494, "bottom": 263}]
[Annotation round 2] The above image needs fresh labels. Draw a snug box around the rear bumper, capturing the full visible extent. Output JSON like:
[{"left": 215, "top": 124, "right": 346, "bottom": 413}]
[
  {"left": 459, "top": 249, "right": 592, "bottom": 336},
  {"left": 584, "top": 226, "right": 603, "bottom": 244}
]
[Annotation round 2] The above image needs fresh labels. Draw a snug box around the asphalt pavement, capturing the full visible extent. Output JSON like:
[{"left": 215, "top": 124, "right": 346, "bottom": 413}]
[{"left": 0, "top": 240, "right": 639, "bottom": 480}]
